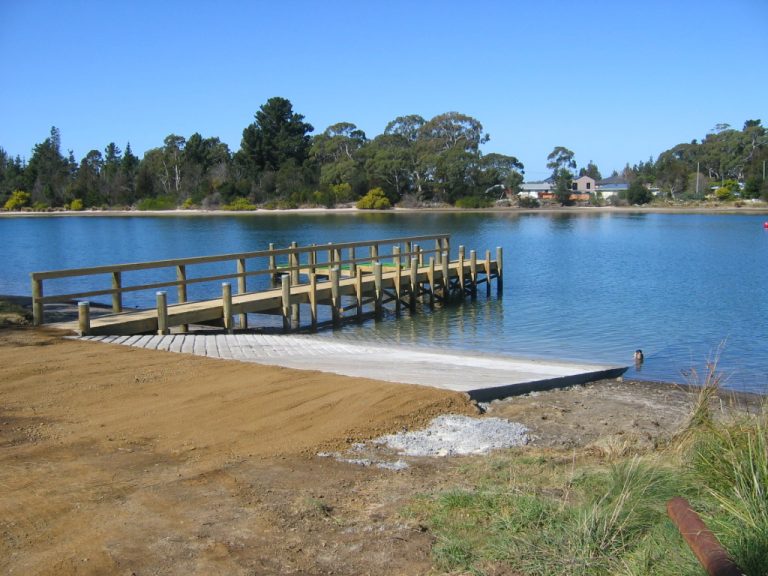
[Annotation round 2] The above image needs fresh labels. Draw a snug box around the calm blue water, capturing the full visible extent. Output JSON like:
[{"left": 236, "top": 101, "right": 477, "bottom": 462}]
[{"left": 1, "top": 212, "right": 766, "bottom": 393}]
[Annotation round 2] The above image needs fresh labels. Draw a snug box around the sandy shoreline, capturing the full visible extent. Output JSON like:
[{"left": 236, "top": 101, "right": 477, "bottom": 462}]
[{"left": 1, "top": 323, "right": 764, "bottom": 575}]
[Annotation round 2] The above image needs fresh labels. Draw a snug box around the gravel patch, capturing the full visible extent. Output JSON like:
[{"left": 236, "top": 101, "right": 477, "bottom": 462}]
[{"left": 375, "top": 414, "right": 529, "bottom": 457}]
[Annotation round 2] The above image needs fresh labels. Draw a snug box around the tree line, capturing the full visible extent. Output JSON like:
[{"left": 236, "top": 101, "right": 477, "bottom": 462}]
[
  {"left": 0, "top": 97, "right": 525, "bottom": 211},
  {"left": 1, "top": 96, "right": 766, "bottom": 211}
]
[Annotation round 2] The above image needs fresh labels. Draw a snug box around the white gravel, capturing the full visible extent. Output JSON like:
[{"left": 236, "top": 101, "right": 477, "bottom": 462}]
[{"left": 374, "top": 414, "right": 529, "bottom": 457}]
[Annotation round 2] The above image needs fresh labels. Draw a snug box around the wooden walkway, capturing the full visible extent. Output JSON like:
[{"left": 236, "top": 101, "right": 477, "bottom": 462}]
[{"left": 34, "top": 235, "right": 503, "bottom": 336}]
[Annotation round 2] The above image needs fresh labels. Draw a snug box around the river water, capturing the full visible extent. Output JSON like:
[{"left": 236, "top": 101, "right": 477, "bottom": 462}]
[{"left": 1, "top": 211, "right": 766, "bottom": 393}]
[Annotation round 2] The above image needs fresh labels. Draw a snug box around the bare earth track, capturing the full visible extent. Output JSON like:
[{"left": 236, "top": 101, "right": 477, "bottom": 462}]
[{"left": 0, "top": 326, "right": 761, "bottom": 575}]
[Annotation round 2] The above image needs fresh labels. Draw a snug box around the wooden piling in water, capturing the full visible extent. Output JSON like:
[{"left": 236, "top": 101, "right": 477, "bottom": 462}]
[
  {"left": 409, "top": 257, "right": 418, "bottom": 310},
  {"left": 355, "top": 267, "right": 363, "bottom": 319},
  {"left": 374, "top": 262, "right": 383, "bottom": 317},
  {"left": 428, "top": 257, "right": 435, "bottom": 307},
  {"left": 485, "top": 250, "right": 492, "bottom": 296},
  {"left": 470, "top": 250, "right": 478, "bottom": 297},
  {"left": 331, "top": 267, "right": 341, "bottom": 325},
  {"left": 458, "top": 246, "right": 465, "bottom": 293},
  {"left": 496, "top": 246, "right": 503, "bottom": 293},
  {"left": 309, "top": 273, "right": 318, "bottom": 330}
]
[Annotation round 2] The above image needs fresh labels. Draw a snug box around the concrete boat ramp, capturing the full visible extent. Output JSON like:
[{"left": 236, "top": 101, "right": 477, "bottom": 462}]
[{"left": 75, "top": 333, "right": 627, "bottom": 401}]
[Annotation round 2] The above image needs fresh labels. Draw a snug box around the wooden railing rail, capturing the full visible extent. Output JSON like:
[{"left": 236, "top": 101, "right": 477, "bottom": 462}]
[{"left": 31, "top": 234, "right": 451, "bottom": 326}]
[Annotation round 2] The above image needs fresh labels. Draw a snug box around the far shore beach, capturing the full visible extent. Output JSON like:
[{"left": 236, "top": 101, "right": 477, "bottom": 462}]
[{"left": 2, "top": 203, "right": 768, "bottom": 217}]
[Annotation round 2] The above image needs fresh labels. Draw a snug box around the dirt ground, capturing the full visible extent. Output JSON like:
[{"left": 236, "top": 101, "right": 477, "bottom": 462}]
[{"left": 0, "top": 326, "right": 761, "bottom": 575}]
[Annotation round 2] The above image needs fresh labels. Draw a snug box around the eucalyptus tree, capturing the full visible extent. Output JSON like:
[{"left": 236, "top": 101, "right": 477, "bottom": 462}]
[
  {"left": 310, "top": 122, "right": 368, "bottom": 193},
  {"left": 547, "top": 146, "right": 576, "bottom": 205}
]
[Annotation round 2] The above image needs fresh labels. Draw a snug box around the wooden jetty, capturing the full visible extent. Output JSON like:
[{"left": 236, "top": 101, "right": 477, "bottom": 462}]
[{"left": 32, "top": 234, "right": 503, "bottom": 336}]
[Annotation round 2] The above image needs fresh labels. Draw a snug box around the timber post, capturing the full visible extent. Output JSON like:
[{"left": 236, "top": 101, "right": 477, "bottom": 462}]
[
  {"left": 355, "top": 267, "right": 363, "bottom": 320},
  {"left": 281, "top": 274, "right": 291, "bottom": 332},
  {"left": 268, "top": 243, "right": 276, "bottom": 284},
  {"left": 330, "top": 267, "right": 341, "bottom": 326},
  {"left": 290, "top": 242, "right": 300, "bottom": 325},
  {"left": 470, "top": 250, "right": 478, "bottom": 298},
  {"left": 441, "top": 253, "right": 449, "bottom": 300},
  {"left": 309, "top": 273, "right": 318, "bottom": 330},
  {"left": 176, "top": 265, "right": 188, "bottom": 331},
  {"left": 373, "top": 262, "right": 383, "bottom": 318},
  {"left": 78, "top": 301, "right": 90, "bottom": 336},
  {"left": 496, "top": 246, "right": 503, "bottom": 293},
  {"left": 222, "top": 282, "right": 233, "bottom": 333},
  {"left": 485, "top": 249, "right": 492, "bottom": 296},
  {"left": 428, "top": 257, "right": 435, "bottom": 308},
  {"left": 409, "top": 257, "right": 418, "bottom": 310},
  {"left": 156, "top": 291, "right": 169, "bottom": 335},
  {"left": 236, "top": 258, "right": 247, "bottom": 329},
  {"left": 111, "top": 272, "right": 122, "bottom": 313},
  {"left": 458, "top": 246, "right": 465, "bottom": 293},
  {"left": 31, "top": 276, "right": 43, "bottom": 326},
  {"left": 349, "top": 247, "right": 357, "bottom": 278},
  {"left": 435, "top": 238, "right": 442, "bottom": 266}
]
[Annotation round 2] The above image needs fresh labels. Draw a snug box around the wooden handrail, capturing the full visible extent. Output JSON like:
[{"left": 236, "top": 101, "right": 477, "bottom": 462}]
[{"left": 30, "top": 234, "right": 452, "bottom": 325}]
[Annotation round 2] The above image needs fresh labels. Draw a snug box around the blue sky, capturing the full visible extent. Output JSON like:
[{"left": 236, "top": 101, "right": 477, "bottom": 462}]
[{"left": 1, "top": 0, "right": 766, "bottom": 179}]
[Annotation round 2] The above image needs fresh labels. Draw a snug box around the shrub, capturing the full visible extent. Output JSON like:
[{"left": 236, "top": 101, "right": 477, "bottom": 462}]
[
  {"left": 222, "top": 197, "right": 256, "bottom": 211},
  {"left": 454, "top": 196, "right": 493, "bottom": 208},
  {"left": 136, "top": 196, "right": 177, "bottom": 210},
  {"left": 180, "top": 198, "right": 196, "bottom": 210},
  {"left": 518, "top": 196, "right": 540, "bottom": 208},
  {"left": 356, "top": 188, "right": 391, "bottom": 210},
  {"left": 31, "top": 201, "right": 49, "bottom": 212},
  {"left": 3, "top": 190, "right": 30, "bottom": 211},
  {"left": 69, "top": 198, "right": 84, "bottom": 211}
]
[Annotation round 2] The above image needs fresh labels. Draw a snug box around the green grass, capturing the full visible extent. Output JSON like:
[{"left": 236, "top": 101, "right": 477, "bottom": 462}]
[{"left": 407, "top": 372, "right": 768, "bottom": 575}]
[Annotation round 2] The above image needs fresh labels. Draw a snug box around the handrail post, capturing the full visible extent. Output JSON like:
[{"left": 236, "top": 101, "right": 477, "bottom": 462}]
[
  {"left": 485, "top": 249, "right": 492, "bottom": 296},
  {"left": 409, "top": 257, "right": 418, "bottom": 310},
  {"left": 428, "top": 257, "right": 435, "bottom": 307},
  {"left": 470, "top": 250, "right": 478, "bottom": 297},
  {"left": 111, "top": 272, "right": 122, "bottom": 313},
  {"left": 330, "top": 267, "right": 341, "bottom": 326},
  {"left": 222, "top": 282, "right": 233, "bottom": 333},
  {"left": 281, "top": 274, "right": 291, "bottom": 332},
  {"left": 268, "top": 242, "right": 276, "bottom": 285},
  {"left": 290, "top": 241, "right": 299, "bottom": 284},
  {"left": 78, "top": 301, "right": 90, "bottom": 335},
  {"left": 176, "top": 265, "right": 187, "bottom": 332},
  {"left": 373, "top": 262, "right": 383, "bottom": 318},
  {"left": 349, "top": 247, "right": 357, "bottom": 277},
  {"left": 369, "top": 244, "right": 378, "bottom": 264},
  {"left": 236, "top": 258, "right": 247, "bottom": 329},
  {"left": 156, "top": 291, "right": 169, "bottom": 335},
  {"left": 435, "top": 238, "right": 442, "bottom": 266},
  {"left": 31, "top": 275, "right": 43, "bottom": 326},
  {"left": 496, "top": 246, "right": 503, "bottom": 293},
  {"left": 393, "top": 245, "right": 401, "bottom": 268},
  {"left": 441, "top": 253, "right": 449, "bottom": 300},
  {"left": 309, "top": 273, "right": 318, "bottom": 330},
  {"left": 458, "top": 245, "right": 465, "bottom": 294}
]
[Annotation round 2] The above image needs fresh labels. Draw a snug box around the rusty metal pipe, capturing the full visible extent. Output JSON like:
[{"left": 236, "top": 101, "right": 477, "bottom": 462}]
[{"left": 667, "top": 497, "right": 745, "bottom": 576}]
